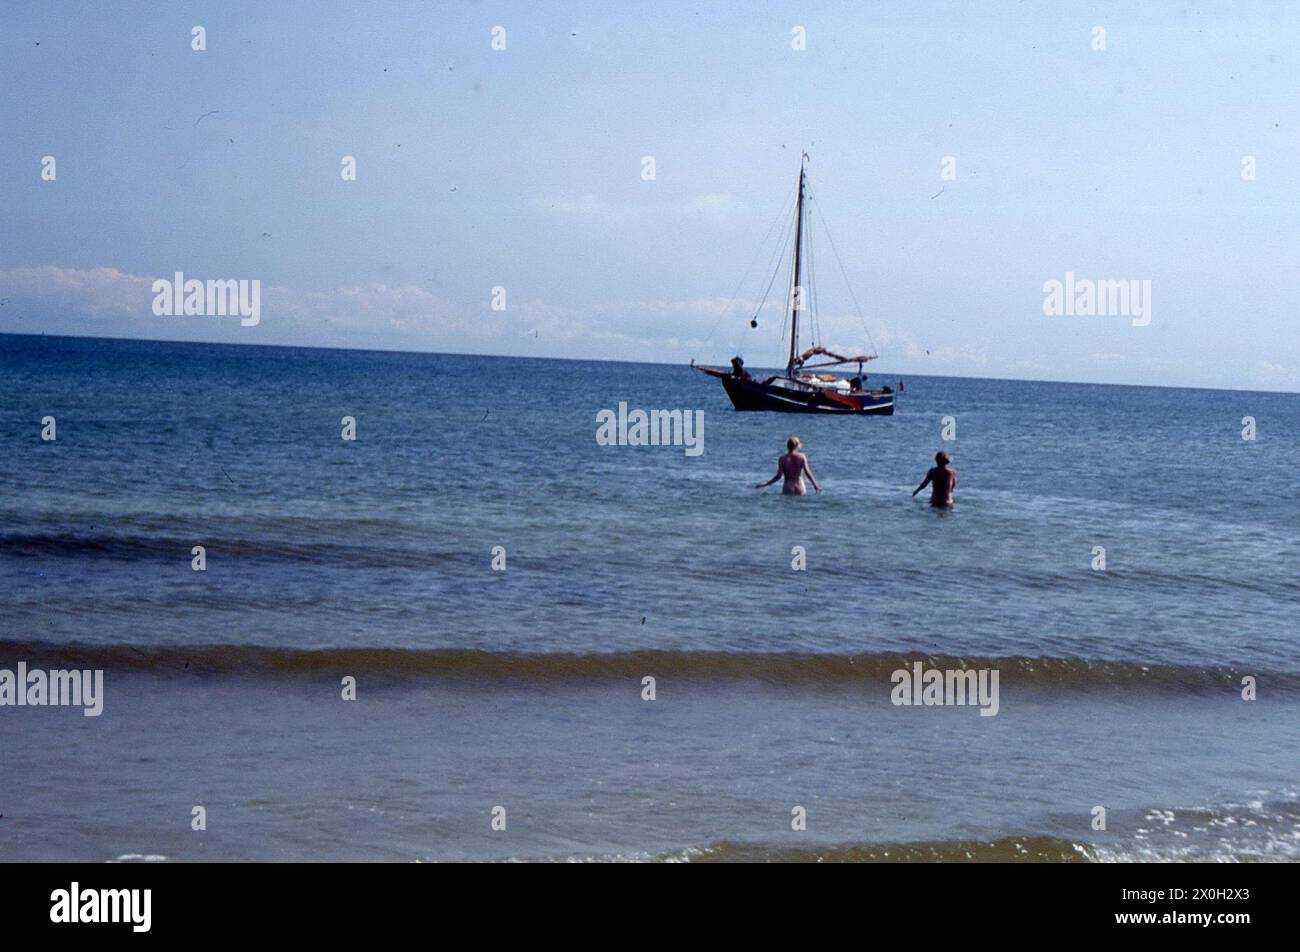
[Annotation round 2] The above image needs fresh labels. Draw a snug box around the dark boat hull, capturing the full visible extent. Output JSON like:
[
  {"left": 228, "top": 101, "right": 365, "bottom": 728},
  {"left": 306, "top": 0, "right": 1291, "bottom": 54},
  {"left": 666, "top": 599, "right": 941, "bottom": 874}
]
[{"left": 701, "top": 368, "right": 895, "bottom": 415}]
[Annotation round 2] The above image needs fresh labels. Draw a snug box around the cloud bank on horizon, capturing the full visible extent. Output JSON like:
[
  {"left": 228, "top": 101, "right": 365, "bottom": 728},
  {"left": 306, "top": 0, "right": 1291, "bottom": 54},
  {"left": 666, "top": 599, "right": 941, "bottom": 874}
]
[{"left": 1, "top": 2, "right": 1297, "bottom": 392}]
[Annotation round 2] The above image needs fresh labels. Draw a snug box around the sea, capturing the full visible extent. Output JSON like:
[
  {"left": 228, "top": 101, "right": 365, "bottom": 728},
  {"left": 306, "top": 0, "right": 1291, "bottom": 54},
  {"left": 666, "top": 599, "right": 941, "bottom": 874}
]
[{"left": 0, "top": 332, "right": 1296, "bottom": 862}]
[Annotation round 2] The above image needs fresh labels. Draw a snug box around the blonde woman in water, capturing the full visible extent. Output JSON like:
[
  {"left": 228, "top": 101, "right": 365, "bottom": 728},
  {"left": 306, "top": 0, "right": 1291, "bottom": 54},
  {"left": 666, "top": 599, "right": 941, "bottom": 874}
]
[{"left": 756, "top": 436, "right": 821, "bottom": 495}]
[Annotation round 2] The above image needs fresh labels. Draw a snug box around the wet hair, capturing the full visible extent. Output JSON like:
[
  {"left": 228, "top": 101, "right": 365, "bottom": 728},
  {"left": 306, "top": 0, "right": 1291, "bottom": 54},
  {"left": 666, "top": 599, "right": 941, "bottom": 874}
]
[
  {"left": 787, "top": 436, "right": 801, "bottom": 452},
  {"left": 935, "top": 450, "right": 951, "bottom": 465}
]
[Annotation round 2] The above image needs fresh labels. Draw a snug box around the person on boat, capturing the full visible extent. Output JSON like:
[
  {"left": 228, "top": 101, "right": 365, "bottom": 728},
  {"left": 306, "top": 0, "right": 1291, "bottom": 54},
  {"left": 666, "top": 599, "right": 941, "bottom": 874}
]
[
  {"left": 912, "top": 451, "right": 956, "bottom": 508},
  {"left": 730, "top": 355, "right": 752, "bottom": 380},
  {"left": 756, "top": 436, "right": 821, "bottom": 495}
]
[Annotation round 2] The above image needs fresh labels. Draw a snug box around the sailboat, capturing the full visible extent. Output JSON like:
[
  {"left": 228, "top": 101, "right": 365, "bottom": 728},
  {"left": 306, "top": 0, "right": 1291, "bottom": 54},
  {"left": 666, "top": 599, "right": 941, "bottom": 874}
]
[{"left": 693, "top": 154, "right": 897, "bottom": 414}]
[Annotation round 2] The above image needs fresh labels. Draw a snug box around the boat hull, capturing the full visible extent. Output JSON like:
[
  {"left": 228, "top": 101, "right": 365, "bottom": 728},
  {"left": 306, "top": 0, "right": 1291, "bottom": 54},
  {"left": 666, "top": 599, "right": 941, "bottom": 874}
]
[{"left": 701, "top": 368, "right": 895, "bottom": 415}]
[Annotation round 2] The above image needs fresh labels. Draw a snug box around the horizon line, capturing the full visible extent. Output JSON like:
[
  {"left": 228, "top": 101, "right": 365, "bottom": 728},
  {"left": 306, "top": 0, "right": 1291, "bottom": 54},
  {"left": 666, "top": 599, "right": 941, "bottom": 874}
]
[{"left": 2, "top": 330, "right": 1296, "bottom": 397}]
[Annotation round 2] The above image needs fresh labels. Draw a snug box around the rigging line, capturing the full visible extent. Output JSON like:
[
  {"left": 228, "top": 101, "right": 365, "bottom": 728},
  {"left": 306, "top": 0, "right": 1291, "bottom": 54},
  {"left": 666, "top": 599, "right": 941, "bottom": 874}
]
[
  {"left": 787, "top": 172, "right": 810, "bottom": 366},
  {"left": 803, "top": 218, "right": 813, "bottom": 349},
  {"left": 752, "top": 193, "right": 798, "bottom": 356},
  {"left": 814, "top": 198, "right": 879, "bottom": 358},
  {"left": 701, "top": 184, "right": 797, "bottom": 346},
  {"left": 776, "top": 246, "right": 793, "bottom": 369},
  {"left": 755, "top": 190, "right": 798, "bottom": 319},
  {"left": 801, "top": 185, "right": 818, "bottom": 352},
  {"left": 806, "top": 193, "right": 822, "bottom": 349},
  {"left": 776, "top": 265, "right": 788, "bottom": 361}
]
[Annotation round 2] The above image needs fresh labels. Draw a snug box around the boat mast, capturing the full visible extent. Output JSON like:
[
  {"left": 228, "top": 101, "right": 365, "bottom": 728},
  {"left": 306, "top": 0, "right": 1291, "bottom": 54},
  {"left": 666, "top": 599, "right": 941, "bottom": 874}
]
[{"left": 787, "top": 154, "right": 808, "bottom": 375}]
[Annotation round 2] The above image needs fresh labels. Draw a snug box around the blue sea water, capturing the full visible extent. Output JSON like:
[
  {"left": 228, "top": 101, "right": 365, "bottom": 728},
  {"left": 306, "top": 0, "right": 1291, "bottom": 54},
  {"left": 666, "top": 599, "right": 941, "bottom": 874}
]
[{"left": 0, "top": 333, "right": 1296, "bottom": 861}]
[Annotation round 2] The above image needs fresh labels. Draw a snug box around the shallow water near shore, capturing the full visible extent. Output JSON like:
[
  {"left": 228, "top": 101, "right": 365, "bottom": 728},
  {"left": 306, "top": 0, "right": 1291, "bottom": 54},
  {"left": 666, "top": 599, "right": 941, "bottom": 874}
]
[{"left": 1, "top": 333, "right": 1296, "bottom": 861}]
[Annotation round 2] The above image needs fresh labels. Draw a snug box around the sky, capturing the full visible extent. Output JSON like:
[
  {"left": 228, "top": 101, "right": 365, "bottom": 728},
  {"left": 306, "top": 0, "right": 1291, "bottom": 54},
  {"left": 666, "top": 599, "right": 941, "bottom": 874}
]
[{"left": 1, "top": 1, "right": 1297, "bottom": 391}]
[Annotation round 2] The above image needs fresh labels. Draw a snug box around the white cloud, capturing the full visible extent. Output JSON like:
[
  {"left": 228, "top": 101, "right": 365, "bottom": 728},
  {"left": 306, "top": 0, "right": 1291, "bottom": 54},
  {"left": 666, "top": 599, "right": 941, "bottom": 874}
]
[
  {"left": 0, "top": 264, "right": 684, "bottom": 361},
  {"left": 613, "top": 296, "right": 758, "bottom": 318},
  {"left": 688, "top": 193, "right": 743, "bottom": 220},
  {"left": 1253, "top": 360, "right": 1300, "bottom": 391},
  {"left": 4, "top": 265, "right": 1294, "bottom": 389},
  {"left": 535, "top": 192, "right": 744, "bottom": 226},
  {"left": 0, "top": 265, "right": 155, "bottom": 318},
  {"left": 533, "top": 193, "right": 626, "bottom": 224}
]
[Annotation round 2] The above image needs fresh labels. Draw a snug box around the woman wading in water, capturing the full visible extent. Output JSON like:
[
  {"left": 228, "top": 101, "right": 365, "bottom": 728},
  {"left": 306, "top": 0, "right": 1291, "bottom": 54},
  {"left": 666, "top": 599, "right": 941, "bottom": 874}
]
[
  {"left": 912, "top": 450, "right": 956, "bottom": 508},
  {"left": 756, "top": 436, "right": 821, "bottom": 495}
]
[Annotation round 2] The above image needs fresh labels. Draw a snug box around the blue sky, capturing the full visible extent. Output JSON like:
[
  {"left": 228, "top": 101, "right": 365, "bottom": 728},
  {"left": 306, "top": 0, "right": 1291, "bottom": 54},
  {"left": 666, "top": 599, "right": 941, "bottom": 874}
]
[{"left": 1, "top": 1, "right": 1297, "bottom": 391}]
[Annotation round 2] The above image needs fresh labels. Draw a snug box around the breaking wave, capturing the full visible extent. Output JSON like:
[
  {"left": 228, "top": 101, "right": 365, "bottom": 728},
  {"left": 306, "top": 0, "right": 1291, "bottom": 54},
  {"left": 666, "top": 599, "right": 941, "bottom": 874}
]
[{"left": 0, "top": 640, "right": 1293, "bottom": 691}]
